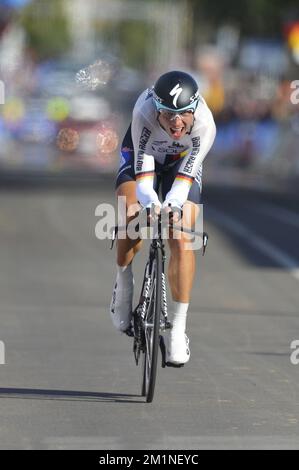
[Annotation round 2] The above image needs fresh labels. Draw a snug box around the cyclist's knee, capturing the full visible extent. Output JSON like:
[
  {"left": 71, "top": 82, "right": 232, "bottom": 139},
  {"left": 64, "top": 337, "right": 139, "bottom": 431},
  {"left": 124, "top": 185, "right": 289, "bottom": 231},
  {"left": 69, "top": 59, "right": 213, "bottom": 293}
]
[
  {"left": 116, "top": 181, "right": 140, "bottom": 222},
  {"left": 117, "top": 236, "right": 143, "bottom": 266},
  {"left": 133, "top": 238, "right": 143, "bottom": 254},
  {"left": 168, "top": 237, "right": 188, "bottom": 256}
]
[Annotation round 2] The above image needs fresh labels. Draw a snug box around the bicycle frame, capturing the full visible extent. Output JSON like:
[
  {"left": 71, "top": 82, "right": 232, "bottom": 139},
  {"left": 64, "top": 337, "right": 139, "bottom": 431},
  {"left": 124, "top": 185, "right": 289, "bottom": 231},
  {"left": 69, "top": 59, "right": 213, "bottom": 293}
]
[
  {"left": 110, "top": 212, "right": 208, "bottom": 401},
  {"left": 132, "top": 225, "right": 170, "bottom": 369}
]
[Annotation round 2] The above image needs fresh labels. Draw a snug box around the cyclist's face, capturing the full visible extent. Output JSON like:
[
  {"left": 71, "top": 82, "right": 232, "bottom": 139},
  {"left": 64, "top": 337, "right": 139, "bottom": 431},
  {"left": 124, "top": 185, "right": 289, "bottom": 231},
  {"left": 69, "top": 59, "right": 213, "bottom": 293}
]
[{"left": 158, "top": 110, "right": 194, "bottom": 140}]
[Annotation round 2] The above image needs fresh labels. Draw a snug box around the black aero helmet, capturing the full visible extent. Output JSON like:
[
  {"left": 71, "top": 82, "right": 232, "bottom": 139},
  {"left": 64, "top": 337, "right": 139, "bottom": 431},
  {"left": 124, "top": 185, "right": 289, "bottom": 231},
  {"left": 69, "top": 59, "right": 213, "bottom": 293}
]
[{"left": 153, "top": 70, "right": 199, "bottom": 112}]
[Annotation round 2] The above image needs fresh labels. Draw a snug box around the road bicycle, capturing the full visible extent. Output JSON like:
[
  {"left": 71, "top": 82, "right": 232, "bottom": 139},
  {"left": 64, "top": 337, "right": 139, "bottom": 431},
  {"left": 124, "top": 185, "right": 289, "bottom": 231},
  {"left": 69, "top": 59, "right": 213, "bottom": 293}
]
[{"left": 111, "top": 210, "right": 208, "bottom": 403}]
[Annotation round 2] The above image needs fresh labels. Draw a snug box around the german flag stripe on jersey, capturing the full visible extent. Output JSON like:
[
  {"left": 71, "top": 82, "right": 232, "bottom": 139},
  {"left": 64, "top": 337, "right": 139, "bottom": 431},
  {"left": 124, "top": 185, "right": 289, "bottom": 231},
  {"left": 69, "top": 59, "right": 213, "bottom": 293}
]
[
  {"left": 165, "top": 150, "right": 189, "bottom": 165},
  {"left": 136, "top": 171, "right": 155, "bottom": 180},
  {"left": 175, "top": 173, "right": 194, "bottom": 185}
]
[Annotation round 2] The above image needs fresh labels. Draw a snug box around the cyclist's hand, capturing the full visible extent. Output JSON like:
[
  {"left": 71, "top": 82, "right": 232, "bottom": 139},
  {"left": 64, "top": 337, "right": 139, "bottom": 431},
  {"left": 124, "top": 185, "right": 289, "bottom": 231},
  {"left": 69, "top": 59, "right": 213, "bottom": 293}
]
[
  {"left": 127, "top": 202, "right": 142, "bottom": 219},
  {"left": 139, "top": 203, "right": 161, "bottom": 227},
  {"left": 162, "top": 202, "right": 182, "bottom": 224},
  {"left": 146, "top": 204, "right": 161, "bottom": 224}
]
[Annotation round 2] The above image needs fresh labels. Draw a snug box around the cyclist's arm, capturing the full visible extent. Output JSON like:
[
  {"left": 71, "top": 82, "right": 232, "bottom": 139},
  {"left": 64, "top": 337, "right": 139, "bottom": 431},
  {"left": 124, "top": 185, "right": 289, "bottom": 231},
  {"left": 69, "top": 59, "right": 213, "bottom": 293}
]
[
  {"left": 163, "top": 116, "right": 216, "bottom": 208},
  {"left": 132, "top": 113, "right": 161, "bottom": 208}
]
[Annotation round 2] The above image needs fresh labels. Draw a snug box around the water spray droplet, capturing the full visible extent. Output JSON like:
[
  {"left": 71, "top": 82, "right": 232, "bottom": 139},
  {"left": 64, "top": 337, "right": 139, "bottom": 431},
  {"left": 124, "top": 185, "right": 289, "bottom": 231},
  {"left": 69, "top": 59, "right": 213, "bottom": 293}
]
[{"left": 76, "top": 60, "right": 113, "bottom": 90}]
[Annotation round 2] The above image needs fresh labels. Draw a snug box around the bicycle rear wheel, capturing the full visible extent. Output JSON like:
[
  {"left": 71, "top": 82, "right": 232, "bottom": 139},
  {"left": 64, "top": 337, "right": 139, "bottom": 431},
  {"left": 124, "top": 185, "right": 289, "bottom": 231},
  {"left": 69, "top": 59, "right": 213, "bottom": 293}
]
[{"left": 141, "top": 245, "right": 162, "bottom": 403}]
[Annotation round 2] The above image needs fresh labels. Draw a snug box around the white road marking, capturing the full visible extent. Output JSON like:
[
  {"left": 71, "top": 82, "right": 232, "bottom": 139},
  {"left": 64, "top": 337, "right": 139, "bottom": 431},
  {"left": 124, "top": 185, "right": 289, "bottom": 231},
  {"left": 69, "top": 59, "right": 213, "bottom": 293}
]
[
  {"left": 148, "top": 435, "right": 299, "bottom": 450},
  {"left": 253, "top": 203, "right": 299, "bottom": 230},
  {"left": 42, "top": 436, "right": 121, "bottom": 450},
  {"left": 207, "top": 207, "right": 299, "bottom": 282}
]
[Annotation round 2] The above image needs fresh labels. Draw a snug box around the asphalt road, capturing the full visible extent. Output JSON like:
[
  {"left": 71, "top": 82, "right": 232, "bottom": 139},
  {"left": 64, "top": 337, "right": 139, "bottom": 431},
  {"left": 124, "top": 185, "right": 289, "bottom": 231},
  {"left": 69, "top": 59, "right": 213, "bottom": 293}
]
[{"left": 0, "top": 181, "right": 298, "bottom": 450}]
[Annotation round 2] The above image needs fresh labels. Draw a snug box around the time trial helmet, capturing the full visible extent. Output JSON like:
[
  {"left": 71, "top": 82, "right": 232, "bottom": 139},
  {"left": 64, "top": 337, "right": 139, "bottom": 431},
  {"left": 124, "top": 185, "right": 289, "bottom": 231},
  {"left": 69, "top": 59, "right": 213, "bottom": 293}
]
[{"left": 153, "top": 70, "right": 199, "bottom": 113}]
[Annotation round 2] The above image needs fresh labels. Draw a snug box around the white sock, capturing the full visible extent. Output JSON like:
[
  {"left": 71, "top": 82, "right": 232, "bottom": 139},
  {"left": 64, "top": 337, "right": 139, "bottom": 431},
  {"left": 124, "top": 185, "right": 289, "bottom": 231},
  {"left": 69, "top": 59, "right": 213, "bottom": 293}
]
[
  {"left": 117, "top": 263, "right": 133, "bottom": 283},
  {"left": 116, "top": 264, "right": 134, "bottom": 298},
  {"left": 171, "top": 301, "right": 189, "bottom": 335}
]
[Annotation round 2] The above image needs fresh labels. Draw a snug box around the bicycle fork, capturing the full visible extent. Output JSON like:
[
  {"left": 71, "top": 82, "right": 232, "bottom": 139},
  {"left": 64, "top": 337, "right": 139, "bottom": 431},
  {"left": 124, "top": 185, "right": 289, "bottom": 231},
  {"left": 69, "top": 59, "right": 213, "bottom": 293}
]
[{"left": 133, "top": 262, "right": 151, "bottom": 366}]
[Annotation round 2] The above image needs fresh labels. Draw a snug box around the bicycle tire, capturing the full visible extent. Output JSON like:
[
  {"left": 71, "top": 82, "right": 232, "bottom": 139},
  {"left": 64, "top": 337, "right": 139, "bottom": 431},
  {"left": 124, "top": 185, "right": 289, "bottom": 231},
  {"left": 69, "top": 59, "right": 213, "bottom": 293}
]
[
  {"left": 138, "top": 263, "right": 149, "bottom": 397},
  {"left": 142, "top": 245, "right": 162, "bottom": 403}
]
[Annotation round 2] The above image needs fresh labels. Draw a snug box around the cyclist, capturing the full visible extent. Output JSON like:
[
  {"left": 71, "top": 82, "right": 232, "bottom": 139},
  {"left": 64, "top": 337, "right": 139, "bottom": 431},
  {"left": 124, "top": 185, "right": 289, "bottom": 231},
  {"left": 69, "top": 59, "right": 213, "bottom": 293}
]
[{"left": 110, "top": 70, "right": 216, "bottom": 365}]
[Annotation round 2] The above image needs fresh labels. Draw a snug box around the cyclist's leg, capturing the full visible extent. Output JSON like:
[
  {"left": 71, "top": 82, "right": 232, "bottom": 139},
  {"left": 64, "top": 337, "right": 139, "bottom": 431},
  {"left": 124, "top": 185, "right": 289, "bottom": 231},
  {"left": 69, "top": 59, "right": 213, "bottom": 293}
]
[
  {"left": 162, "top": 164, "right": 202, "bottom": 363},
  {"left": 110, "top": 125, "right": 142, "bottom": 332},
  {"left": 116, "top": 180, "right": 142, "bottom": 267},
  {"left": 167, "top": 200, "right": 199, "bottom": 302},
  {"left": 115, "top": 123, "right": 150, "bottom": 264},
  {"left": 111, "top": 125, "right": 161, "bottom": 332},
  {"left": 162, "top": 163, "right": 202, "bottom": 302}
]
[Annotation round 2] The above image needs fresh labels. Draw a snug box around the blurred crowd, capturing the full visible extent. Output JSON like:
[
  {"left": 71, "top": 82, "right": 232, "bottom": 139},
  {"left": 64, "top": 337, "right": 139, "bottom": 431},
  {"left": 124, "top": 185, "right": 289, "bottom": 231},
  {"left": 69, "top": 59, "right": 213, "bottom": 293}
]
[
  {"left": 192, "top": 47, "right": 299, "bottom": 176},
  {"left": 0, "top": 0, "right": 299, "bottom": 179}
]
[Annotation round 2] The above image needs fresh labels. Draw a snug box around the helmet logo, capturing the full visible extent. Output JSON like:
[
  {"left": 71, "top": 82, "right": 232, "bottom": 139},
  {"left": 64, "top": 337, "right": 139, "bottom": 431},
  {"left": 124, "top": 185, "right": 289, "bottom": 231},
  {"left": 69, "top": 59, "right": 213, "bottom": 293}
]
[
  {"left": 190, "top": 90, "right": 199, "bottom": 102},
  {"left": 169, "top": 83, "right": 183, "bottom": 108}
]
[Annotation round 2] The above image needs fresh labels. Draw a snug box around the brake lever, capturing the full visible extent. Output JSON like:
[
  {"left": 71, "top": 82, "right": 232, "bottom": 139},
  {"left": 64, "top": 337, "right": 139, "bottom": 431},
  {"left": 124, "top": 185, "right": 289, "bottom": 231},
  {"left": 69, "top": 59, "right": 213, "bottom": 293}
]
[
  {"left": 202, "top": 231, "right": 208, "bottom": 256},
  {"left": 110, "top": 226, "right": 117, "bottom": 250}
]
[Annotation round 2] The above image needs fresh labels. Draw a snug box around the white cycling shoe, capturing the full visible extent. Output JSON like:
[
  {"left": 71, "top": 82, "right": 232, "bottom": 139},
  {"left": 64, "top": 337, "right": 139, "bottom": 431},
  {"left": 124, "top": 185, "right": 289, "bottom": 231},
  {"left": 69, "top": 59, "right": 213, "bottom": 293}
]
[
  {"left": 166, "top": 330, "right": 190, "bottom": 366},
  {"left": 110, "top": 279, "right": 133, "bottom": 333}
]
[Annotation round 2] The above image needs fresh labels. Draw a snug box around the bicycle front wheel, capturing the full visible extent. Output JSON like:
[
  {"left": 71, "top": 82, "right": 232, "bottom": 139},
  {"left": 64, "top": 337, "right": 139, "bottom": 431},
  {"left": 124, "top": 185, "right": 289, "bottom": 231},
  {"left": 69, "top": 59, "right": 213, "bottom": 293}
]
[{"left": 142, "top": 245, "right": 162, "bottom": 403}]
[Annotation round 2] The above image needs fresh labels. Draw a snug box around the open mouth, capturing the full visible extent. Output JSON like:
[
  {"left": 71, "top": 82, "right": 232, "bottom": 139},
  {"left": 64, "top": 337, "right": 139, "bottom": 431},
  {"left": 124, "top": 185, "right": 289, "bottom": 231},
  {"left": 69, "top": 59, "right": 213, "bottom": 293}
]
[{"left": 170, "top": 126, "right": 184, "bottom": 138}]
